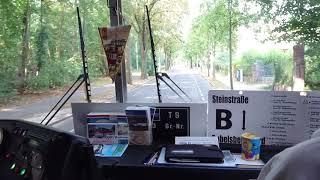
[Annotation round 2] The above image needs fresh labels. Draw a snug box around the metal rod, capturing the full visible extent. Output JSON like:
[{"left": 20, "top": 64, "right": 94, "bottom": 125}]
[
  {"left": 77, "top": 7, "right": 91, "bottom": 102},
  {"left": 40, "top": 75, "right": 83, "bottom": 124},
  {"left": 146, "top": 5, "right": 162, "bottom": 103},
  {"left": 45, "top": 78, "right": 85, "bottom": 126}
]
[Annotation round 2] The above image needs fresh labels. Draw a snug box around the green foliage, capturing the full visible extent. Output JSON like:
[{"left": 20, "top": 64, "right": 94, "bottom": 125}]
[
  {"left": 0, "top": 0, "right": 26, "bottom": 98},
  {"left": 305, "top": 43, "right": 320, "bottom": 89},
  {"left": 238, "top": 49, "right": 293, "bottom": 87},
  {"left": 215, "top": 52, "right": 229, "bottom": 74},
  {"left": 184, "top": 0, "right": 249, "bottom": 68},
  {"left": 251, "top": 0, "right": 320, "bottom": 45},
  {"left": 87, "top": 57, "right": 106, "bottom": 78},
  {"left": 1, "top": 0, "right": 189, "bottom": 101},
  {"left": 26, "top": 58, "right": 82, "bottom": 90},
  {"left": 123, "top": 0, "right": 187, "bottom": 77},
  {"left": 266, "top": 50, "right": 293, "bottom": 87},
  {"left": 35, "top": 26, "right": 49, "bottom": 70},
  {"left": 0, "top": 0, "right": 110, "bottom": 100},
  {"left": 249, "top": 0, "right": 320, "bottom": 89},
  {"left": 236, "top": 50, "right": 261, "bottom": 75},
  {"left": 146, "top": 49, "right": 155, "bottom": 76},
  {"left": 0, "top": 74, "right": 17, "bottom": 100}
]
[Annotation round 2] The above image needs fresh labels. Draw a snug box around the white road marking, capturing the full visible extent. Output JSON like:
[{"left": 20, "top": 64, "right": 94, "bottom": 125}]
[{"left": 192, "top": 75, "right": 205, "bottom": 101}]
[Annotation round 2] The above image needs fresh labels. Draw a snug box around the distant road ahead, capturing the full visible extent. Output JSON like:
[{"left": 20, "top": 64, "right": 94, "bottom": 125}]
[{"left": 127, "top": 67, "right": 213, "bottom": 103}]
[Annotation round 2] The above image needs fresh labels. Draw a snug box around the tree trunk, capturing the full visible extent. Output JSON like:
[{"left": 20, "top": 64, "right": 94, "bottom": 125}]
[
  {"left": 71, "top": 0, "right": 79, "bottom": 57},
  {"left": 56, "top": 3, "right": 66, "bottom": 60},
  {"left": 207, "top": 53, "right": 210, "bottom": 77},
  {"left": 211, "top": 59, "right": 215, "bottom": 79},
  {"left": 200, "top": 59, "right": 203, "bottom": 72},
  {"left": 211, "top": 44, "right": 216, "bottom": 80},
  {"left": 126, "top": 39, "right": 132, "bottom": 84},
  {"left": 165, "top": 50, "right": 170, "bottom": 71},
  {"left": 164, "top": 50, "right": 167, "bottom": 71},
  {"left": 36, "top": 0, "right": 49, "bottom": 70},
  {"left": 140, "top": 30, "right": 147, "bottom": 79},
  {"left": 135, "top": 40, "right": 139, "bottom": 70},
  {"left": 293, "top": 44, "right": 305, "bottom": 91},
  {"left": 165, "top": 57, "right": 170, "bottom": 71},
  {"left": 17, "top": 0, "right": 30, "bottom": 93}
]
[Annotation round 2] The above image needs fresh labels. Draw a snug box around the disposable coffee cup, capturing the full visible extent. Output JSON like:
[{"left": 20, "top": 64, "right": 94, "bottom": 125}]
[{"left": 241, "top": 133, "right": 261, "bottom": 160}]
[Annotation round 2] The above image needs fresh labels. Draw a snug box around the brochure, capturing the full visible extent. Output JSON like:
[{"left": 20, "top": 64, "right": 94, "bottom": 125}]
[
  {"left": 87, "top": 112, "right": 129, "bottom": 145},
  {"left": 87, "top": 123, "right": 118, "bottom": 144},
  {"left": 125, "top": 106, "right": 153, "bottom": 145},
  {"left": 87, "top": 112, "right": 129, "bottom": 157},
  {"left": 93, "top": 144, "right": 128, "bottom": 157}
]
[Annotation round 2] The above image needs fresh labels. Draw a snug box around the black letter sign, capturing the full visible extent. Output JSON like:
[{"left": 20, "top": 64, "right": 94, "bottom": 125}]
[{"left": 216, "top": 109, "right": 232, "bottom": 129}]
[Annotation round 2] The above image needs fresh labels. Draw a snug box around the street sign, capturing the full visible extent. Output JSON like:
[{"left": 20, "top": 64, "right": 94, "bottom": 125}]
[
  {"left": 152, "top": 107, "right": 190, "bottom": 144},
  {"left": 207, "top": 90, "right": 317, "bottom": 145}
]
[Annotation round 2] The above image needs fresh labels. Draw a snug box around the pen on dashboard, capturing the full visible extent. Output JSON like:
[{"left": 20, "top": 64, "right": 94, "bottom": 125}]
[
  {"left": 144, "top": 151, "right": 159, "bottom": 166},
  {"left": 150, "top": 151, "right": 159, "bottom": 164}
]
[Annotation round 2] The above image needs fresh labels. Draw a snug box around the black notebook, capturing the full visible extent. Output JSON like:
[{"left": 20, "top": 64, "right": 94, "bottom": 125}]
[{"left": 165, "top": 144, "right": 224, "bottom": 163}]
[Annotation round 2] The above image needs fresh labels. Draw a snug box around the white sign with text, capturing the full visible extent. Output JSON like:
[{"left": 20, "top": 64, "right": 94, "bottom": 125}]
[{"left": 207, "top": 90, "right": 318, "bottom": 145}]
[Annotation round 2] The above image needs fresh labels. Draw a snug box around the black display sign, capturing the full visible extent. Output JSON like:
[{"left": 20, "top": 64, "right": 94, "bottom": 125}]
[{"left": 152, "top": 107, "right": 190, "bottom": 144}]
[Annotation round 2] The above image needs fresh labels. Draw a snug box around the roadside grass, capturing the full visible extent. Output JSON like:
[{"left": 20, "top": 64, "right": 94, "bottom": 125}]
[{"left": 200, "top": 73, "right": 229, "bottom": 90}]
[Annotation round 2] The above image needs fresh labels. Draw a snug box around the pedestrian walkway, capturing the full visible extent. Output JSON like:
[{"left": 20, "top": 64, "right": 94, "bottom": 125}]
[{"left": 193, "top": 67, "right": 270, "bottom": 91}]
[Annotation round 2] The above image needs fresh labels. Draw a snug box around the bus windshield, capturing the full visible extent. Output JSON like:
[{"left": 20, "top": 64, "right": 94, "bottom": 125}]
[{"left": 0, "top": 0, "right": 319, "bottom": 133}]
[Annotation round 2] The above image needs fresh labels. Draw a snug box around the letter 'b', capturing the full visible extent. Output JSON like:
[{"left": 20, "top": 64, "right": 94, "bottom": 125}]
[{"left": 216, "top": 109, "right": 232, "bottom": 129}]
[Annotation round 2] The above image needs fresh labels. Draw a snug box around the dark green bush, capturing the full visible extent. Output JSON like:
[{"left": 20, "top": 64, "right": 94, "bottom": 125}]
[
  {"left": 87, "top": 57, "right": 106, "bottom": 78},
  {"left": 0, "top": 64, "right": 18, "bottom": 100},
  {"left": 26, "top": 59, "right": 82, "bottom": 90},
  {"left": 0, "top": 78, "right": 17, "bottom": 100},
  {"left": 305, "top": 44, "right": 320, "bottom": 89}
]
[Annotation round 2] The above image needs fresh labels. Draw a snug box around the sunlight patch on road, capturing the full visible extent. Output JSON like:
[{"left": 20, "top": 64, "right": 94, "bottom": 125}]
[
  {"left": 103, "top": 84, "right": 114, "bottom": 88},
  {"left": 143, "top": 83, "right": 156, "bottom": 86},
  {"left": 0, "top": 108, "right": 18, "bottom": 112}
]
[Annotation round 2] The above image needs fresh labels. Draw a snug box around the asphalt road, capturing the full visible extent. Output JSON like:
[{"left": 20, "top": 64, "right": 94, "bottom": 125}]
[
  {"left": 127, "top": 68, "right": 213, "bottom": 103},
  {"left": 0, "top": 67, "right": 214, "bottom": 133}
]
